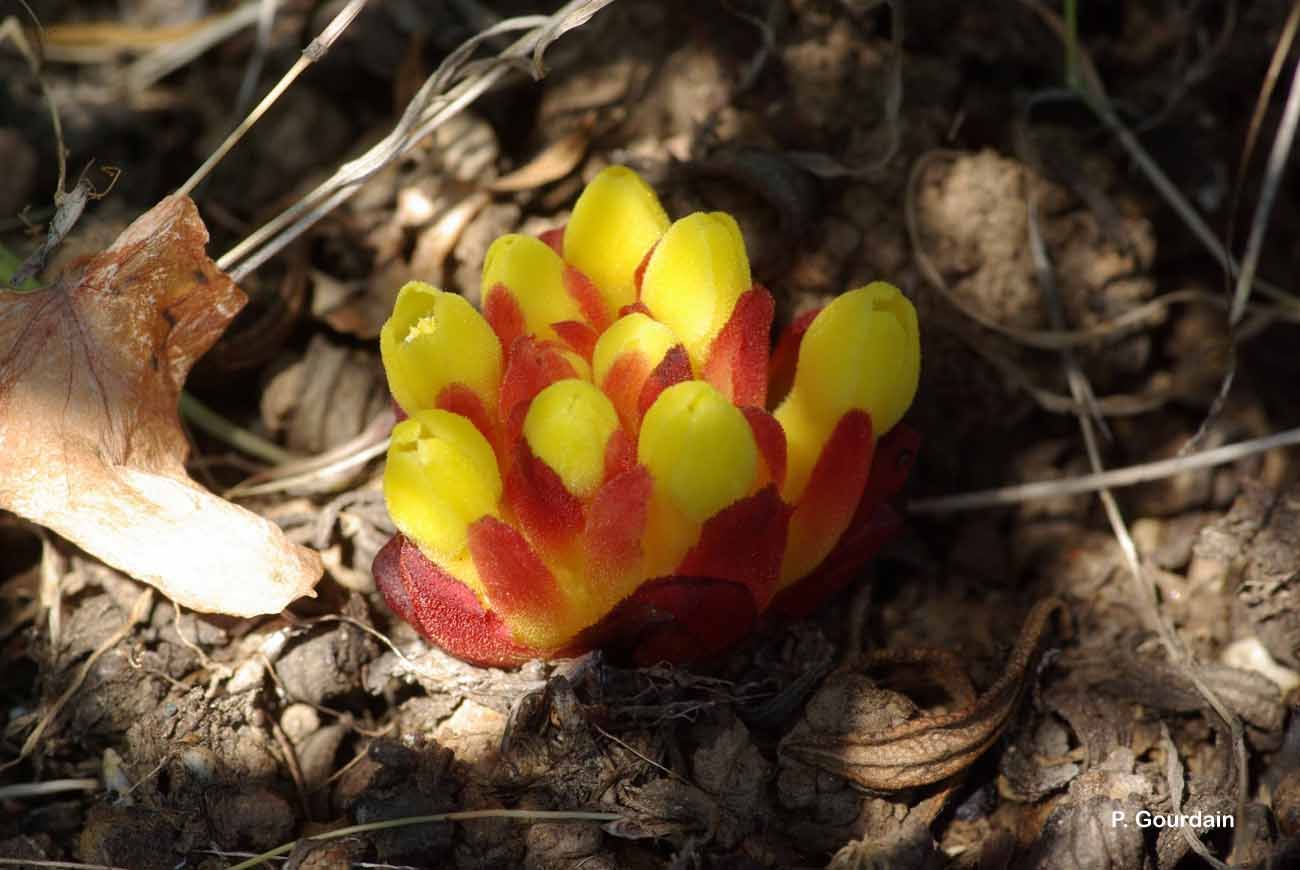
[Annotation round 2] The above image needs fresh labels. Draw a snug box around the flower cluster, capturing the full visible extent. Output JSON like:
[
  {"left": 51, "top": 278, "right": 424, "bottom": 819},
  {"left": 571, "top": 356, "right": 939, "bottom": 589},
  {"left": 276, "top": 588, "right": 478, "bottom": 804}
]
[{"left": 373, "top": 166, "right": 920, "bottom": 666}]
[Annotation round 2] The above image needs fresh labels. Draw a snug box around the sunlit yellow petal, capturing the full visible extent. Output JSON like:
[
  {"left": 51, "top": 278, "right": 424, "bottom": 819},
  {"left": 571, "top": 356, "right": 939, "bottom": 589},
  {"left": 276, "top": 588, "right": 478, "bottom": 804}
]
[
  {"left": 379, "top": 282, "right": 502, "bottom": 416},
  {"left": 564, "top": 165, "right": 670, "bottom": 312},
  {"left": 592, "top": 312, "right": 679, "bottom": 386},
  {"left": 638, "top": 380, "right": 758, "bottom": 524},
  {"left": 775, "top": 282, "right": 920, "bottom": 502},
  {"left": 523, "top": 379, "right": 622, "bottom": 498},
  {"left": 482, "top": 234, "right": 584, "bottom": 341},
  {"left": 640, "top": 212, "right": 751, "bottom": 372},
  {"left": 795, "top": 283, "right": 919, "bottom": 433},
  {"left": 384, "top": 410, "right": 502, "bottom": 561}
]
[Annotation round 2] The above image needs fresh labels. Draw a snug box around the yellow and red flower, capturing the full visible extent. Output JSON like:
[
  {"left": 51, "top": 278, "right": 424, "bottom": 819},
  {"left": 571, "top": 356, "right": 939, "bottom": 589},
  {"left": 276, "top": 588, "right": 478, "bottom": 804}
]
[{"left": 373, "top": 166, "right": 920, "bottom": 667}]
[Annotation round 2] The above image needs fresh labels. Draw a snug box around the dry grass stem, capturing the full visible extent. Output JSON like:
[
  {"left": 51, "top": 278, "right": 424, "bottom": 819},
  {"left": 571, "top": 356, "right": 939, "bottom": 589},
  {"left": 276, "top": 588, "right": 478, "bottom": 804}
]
[
  {"left": 908, "top": 424, "right": 1300, "bottom": 514},
  {"left": 0, "top": 778, "right": 99, "bottom": 800},
  {"left": 225, "top": 408, "right": 394, "bottom": 498},
  {"left": 1229, "top": 7, "right": 1300, "bottom": 327},
  {"left": 124, "top": 1, "right": 278, "bottom": 94},
  {"left": 175, "top": 0, "right": 361, "bottom": 198}
]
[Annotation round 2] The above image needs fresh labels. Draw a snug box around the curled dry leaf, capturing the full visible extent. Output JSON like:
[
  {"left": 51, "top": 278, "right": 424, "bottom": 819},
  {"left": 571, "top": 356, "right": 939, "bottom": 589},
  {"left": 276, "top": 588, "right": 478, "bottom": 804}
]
[
  {"left": 0, "top": 195, "right": 322, "bottom": 616},
  {"left": 782, "top": 598, "right": 1068, "bottom": 791}
]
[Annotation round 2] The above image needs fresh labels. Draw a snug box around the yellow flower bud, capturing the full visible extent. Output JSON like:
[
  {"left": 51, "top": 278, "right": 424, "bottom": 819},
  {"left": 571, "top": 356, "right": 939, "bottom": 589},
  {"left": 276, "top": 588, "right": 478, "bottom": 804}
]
[
  {"left": 775, "top": 282, "right": 920, "bottom": 502},
  {"left": 384, "top": 410, "right": 502, "bottom": 561},
  {"left": 380, "top": 282, "right": 502, "bottom": 416},
  {"left": 638, "top": 381, "right": 758, "bottom": 524},
  {"left": 481, "top": 234, "right": 584, "bottom": 341},
  {"left": 591, "top": 312, "right": 679, "bottom": 387},
  {"left": 795, "top": 283, "right": 920, "bottom": 432},
  {"left": 522, "top": 379, "right": 622, "bottom": 499},
  {"left": 640, "top": 212, "right": 751, "bottom": 372},
  {"left": 564, "top": 165, "right": 671, "bottom": 313}
]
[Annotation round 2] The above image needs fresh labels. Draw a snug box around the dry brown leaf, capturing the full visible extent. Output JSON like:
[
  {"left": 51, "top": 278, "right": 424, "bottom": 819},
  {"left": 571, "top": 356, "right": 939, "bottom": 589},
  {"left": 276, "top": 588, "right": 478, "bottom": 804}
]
[
  {"left": 782, "top": 598, "right": 1068, "bottom": 790},
  {"left": 486, "top": 127, "right": 590, "bottom": 193},
  {"left": 0, "top": 195, "right": 321, "bottom": 616}
]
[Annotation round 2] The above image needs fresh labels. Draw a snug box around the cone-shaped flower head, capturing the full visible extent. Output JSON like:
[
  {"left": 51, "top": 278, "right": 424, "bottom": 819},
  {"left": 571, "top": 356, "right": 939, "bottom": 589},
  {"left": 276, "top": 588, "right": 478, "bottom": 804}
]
[{"left": 374, "top": 165, "right": 921, "bottom": 667}]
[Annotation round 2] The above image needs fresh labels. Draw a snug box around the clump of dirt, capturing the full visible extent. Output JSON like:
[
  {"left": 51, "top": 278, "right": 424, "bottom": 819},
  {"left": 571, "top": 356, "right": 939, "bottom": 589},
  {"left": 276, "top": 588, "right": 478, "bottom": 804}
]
[{"left": 914, "top": 149, "right": 1155, "bottom": 333}]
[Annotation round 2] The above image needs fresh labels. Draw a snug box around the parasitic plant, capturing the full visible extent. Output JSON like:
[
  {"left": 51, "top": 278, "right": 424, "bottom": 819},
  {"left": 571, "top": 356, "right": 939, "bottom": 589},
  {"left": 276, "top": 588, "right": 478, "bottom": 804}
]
[{"left": 373, "top": 166, "right": 920, "bottom": 666}]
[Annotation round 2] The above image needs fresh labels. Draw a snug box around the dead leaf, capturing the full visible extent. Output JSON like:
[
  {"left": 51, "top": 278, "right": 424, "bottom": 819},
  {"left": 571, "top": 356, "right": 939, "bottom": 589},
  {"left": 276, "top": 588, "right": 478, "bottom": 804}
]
[
  {"left": 0, "top": 195, "right": 321, "bottom": 616},
  {"left": 782, "top": 598, "right": 1068, "bottom": 790},
  {"left": 486, "top": 127, "right": 590, "bottom": 193}
]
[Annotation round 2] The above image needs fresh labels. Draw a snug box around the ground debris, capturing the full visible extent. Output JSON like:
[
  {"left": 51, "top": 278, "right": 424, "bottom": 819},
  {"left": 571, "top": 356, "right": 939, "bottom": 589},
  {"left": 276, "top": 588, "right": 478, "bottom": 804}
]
[{"left": 1197, "top": 481, "right": 1300, "bottom": 671}]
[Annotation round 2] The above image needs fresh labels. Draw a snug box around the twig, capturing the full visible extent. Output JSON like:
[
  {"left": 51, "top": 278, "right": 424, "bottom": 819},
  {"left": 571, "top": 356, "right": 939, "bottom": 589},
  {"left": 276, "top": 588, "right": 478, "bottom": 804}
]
[
  {"left": 304, "top": 614, "right": 451, "bottom": 687},
  {"left": 265, "top": 691, "right": 312, "bottom": 822},
  {"left": 225, "top": 409, "right": 393, "bottom": 498},
  {"left": 169, "top": 599, "right": 220, "bottom": 674},
  {"left": 723, "top": 0, "right": 781, "bottom": 92},
  {"left": 1139, "top": 0, "right": 1238, "bottom": 128},
  {"left": 311, "top": 488, "right": 388, "bottom": 548},
  {"left": 590, "top": 722, "right": 685, "bottom": 784},
  {"left": 939, "top": 313, "right": 1175, "bottom": 419}
]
